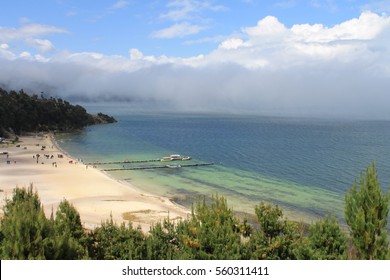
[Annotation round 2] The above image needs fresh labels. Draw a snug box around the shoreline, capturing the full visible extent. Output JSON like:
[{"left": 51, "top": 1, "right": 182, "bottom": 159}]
[{"left": 0, "top": 134, "right": 190, "bottom": 232}]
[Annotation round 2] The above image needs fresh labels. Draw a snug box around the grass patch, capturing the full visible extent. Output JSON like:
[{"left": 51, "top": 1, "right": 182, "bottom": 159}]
[{"left": 122, "top": 209, "right": 154, "bottom": 222}]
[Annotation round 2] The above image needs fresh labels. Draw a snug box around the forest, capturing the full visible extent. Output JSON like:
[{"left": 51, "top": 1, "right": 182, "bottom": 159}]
[
  {"left": 0, "top": 162, "right": 388, "bottom": 260},
  {"left": 0, "top": 88, "right": 116, "bottom": 137}
]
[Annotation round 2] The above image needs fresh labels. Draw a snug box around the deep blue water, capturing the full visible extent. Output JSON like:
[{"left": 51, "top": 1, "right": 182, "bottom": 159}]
[{"left": 57, "top": 113, "right": 390, "bottom": 222}]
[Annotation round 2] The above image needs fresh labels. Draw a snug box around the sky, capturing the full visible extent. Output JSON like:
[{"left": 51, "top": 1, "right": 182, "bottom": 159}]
[{"left": 1, "top": 0, "right": 390, "bottom": 118}]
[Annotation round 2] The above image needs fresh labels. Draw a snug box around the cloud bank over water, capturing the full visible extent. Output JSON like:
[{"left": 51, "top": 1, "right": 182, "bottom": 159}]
[{"left": 1, "top": 11, "right": 390, "bottom": 118}]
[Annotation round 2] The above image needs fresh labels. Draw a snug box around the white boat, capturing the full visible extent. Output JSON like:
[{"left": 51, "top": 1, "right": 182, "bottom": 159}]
[
  {"left": 170, "top": 154, "right": 182, "bottom": 160},
  {"left": 182, "top": 156, "right": 192, "bottom": 160},
  {"left": 166, "top": 164, "right": 181, "bottom": 168},
  {"left": 160, "top": 154, "right": 192, "bottom": 161}
]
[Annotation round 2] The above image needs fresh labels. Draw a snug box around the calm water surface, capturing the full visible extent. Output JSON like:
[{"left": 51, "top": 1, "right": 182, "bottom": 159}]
[{"left": 57, "top": 113, "right": 390, "bottom": 223}]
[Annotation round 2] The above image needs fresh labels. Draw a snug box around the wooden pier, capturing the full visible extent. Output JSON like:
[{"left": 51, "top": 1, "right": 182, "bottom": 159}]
[
  {"left": 86, "top": 159, "right": 161, "bottom": 165},
  {"left": 86, "top": 157, "right": 192, "bottom": 165},
  {"left": 102, "top": 163, "right": 214, "bottom": 171}
]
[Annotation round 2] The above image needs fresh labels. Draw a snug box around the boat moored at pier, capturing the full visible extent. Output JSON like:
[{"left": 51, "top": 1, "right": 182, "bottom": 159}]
[
  {"left": 160, "top": 155, "right": 192, "bottom": 161},
  {"left": 165, "top": 164, "right": 182, "bottom": 168}
]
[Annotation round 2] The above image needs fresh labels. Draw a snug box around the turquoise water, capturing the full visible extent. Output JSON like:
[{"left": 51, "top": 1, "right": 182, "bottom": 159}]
[{"left": 56, "top": 113, "right": 390, "bottom": 223}]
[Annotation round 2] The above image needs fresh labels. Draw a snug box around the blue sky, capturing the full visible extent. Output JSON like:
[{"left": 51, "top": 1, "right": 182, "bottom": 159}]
[
  {"left": 1, "top": 1, "right": 390, "bottom": 118},
  {"left": 1, "top": 0, "right": 385, "bottom": 57}
]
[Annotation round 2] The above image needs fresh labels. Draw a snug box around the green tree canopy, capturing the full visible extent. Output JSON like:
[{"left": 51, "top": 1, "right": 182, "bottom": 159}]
[
  {"left": 51, "top": 199, "right": 88, "bottom": 259},
  {"left": 345, "top": 161, "right": 389, "bottom": 259},
  {"left": 0, "top": 186, "right": 51, "bottom": 259},
  {"left": 0, "top": 186, "right": 88, "bottom": 259},
  {"left": 175, "top": 195, "right": 246, "bottom": 260},
  {"left": 248, "top": 202, "right": 303, "bottom": 260},
  {"left": 87, "top": 217, "right": 146, "bottom": 260},
  {"left": 306, "top": 214, "right": 347, "bottom": 259},
  {"left": 0, "top": 87, "right": 116, "bottom": 137}
]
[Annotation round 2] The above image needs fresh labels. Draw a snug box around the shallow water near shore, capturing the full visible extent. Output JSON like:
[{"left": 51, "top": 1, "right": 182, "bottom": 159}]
[{"left": 56, "top": 113, "right": 390, "bottom": 224}]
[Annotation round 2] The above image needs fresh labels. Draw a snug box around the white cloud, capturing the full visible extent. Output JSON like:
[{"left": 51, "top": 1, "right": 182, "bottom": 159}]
[
  {"left": 161, "top": 0, "right": 226, "bottom": 21},
  {"left": 0, "top": 23, "right": 65, "bottom": 55},
  {"left": 0, "top": 24, "right": 65, "bottom": 55},
  {"left": 0, "top": 24, "right": 66, "bottom": 42},
  {"left": 68, "top": 52, "right": 104, "bottom": 61},
  {"left": 161, "top": 0, "right": 195, "bottom": 21},
  {"left": 27, "top": 39, "right": 55, "bottom": 53},
  {"left": 111, "top": 0, "right": 129, "bottom": 10},
  {"left": 34, "top": 54, "right": 49, "bottom": 62},
  {"left": 0, "top": 45, "right": 16, "bottom": 60},
  {"left": 1, "top": 12, "right": 390, "bottom": 118},
  {"left": 206, "top": 11, "right": 390, "bottom": 68},
  {"left": 0, "top": 43, "right": 9, "bottom": 49},
  {"left": 218, "top": 38, "right": 250, "bottom": 50},
  {"left": 20, "top": 51, "right": 32, "bottom": 58},
  {"left": 129, "top": 48, "right": 143, "bottom": 60},
  {"left": 151, "top": 22, "right": 205, "bottom": 38},
  {"left": 243, "top": 16, "right": 287, "bottom": 37},
  {"left": 154, "top": 0, "right": 226, "bottom": 39},
  {"left": 291, "top": 11, "right": 390, "bottom": 43}
]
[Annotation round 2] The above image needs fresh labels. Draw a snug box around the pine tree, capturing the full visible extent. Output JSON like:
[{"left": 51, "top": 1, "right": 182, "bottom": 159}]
[
  {"left": 87, "top": 217, "right": 146, "bottom": 260},
  {"left": 176, "top": 195, "right": 245, "bottom": 260},
  {"left": 0, "top": 187, "right": 90, "bottom": 259},
  {"left": 147, "top": 218, "right": 179, "bottom": 260},
  {"left": 55, "top": 200, "right": 84, "bottom": 239},
  {"left": 248, "top": 202, "right": 303, "bottom": 259},
  {"left": 0, "top": 186, "right": 51, "bottom": 259},
  {"left": 306, "top": 214, "right": 346, "bottom": 259},
  {"left": 345, "top": 162, "right": 389, "bottom": 259},
  {"left": 52, "top": 199, "right": 88, "bottom": 259}
]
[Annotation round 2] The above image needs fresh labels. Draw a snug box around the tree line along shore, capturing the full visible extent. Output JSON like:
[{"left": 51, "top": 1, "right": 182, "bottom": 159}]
[{"left": 0, "top": 87, "right": 116, "bottom": 138}]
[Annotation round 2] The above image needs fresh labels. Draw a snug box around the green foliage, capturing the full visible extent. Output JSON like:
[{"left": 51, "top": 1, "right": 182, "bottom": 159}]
[
  {"left": 248, "top": 202, "right": 303, "bottom": 260},
  {"left": 87, "top": 217, "right": 146, "bottom": 260},
  {"left": 345, "top": 161, "right": 389, "bottom": 259},
  {"left": 146, "top": 195, "right": 250, "bottom": 260},
  {"left": 147, "top": 218, "right": 180, "bottom": 260},
  {"left": 0, "top": 186, "right": 52, "bottom": 259},
  {"left": 175, "top": 196, "right": 246, "bottom": 259},
  {"left": 0, "top": 186, "right": 88, "bottom": 259},
  {"left": 1, "top": 161, "right": 388, "bottom": 260},
  {"left": 51, "top": 199, "right": 88, "bottom": 259},
  {"left": 0, "top": 87, "right": 116, "bottom": 136},
  {"left": 55, "top": 200, "right": 84, "bottom": 240},
  {"left": 95, "top": 113, "right": 117, "bottom": 124},
  {"left": 306, "top": 214, "right": 347, "bottom": 259}
]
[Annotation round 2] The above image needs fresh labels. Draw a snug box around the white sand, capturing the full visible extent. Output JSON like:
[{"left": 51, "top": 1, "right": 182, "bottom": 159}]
[{"left": 0, "top": 134, "right": 189, "bottom": 232}]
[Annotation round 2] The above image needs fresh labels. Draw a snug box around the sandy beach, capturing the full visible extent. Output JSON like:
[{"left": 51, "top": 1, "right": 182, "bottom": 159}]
[{"left": 0, "top": 134, "right": 189, "bottom": 232}]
